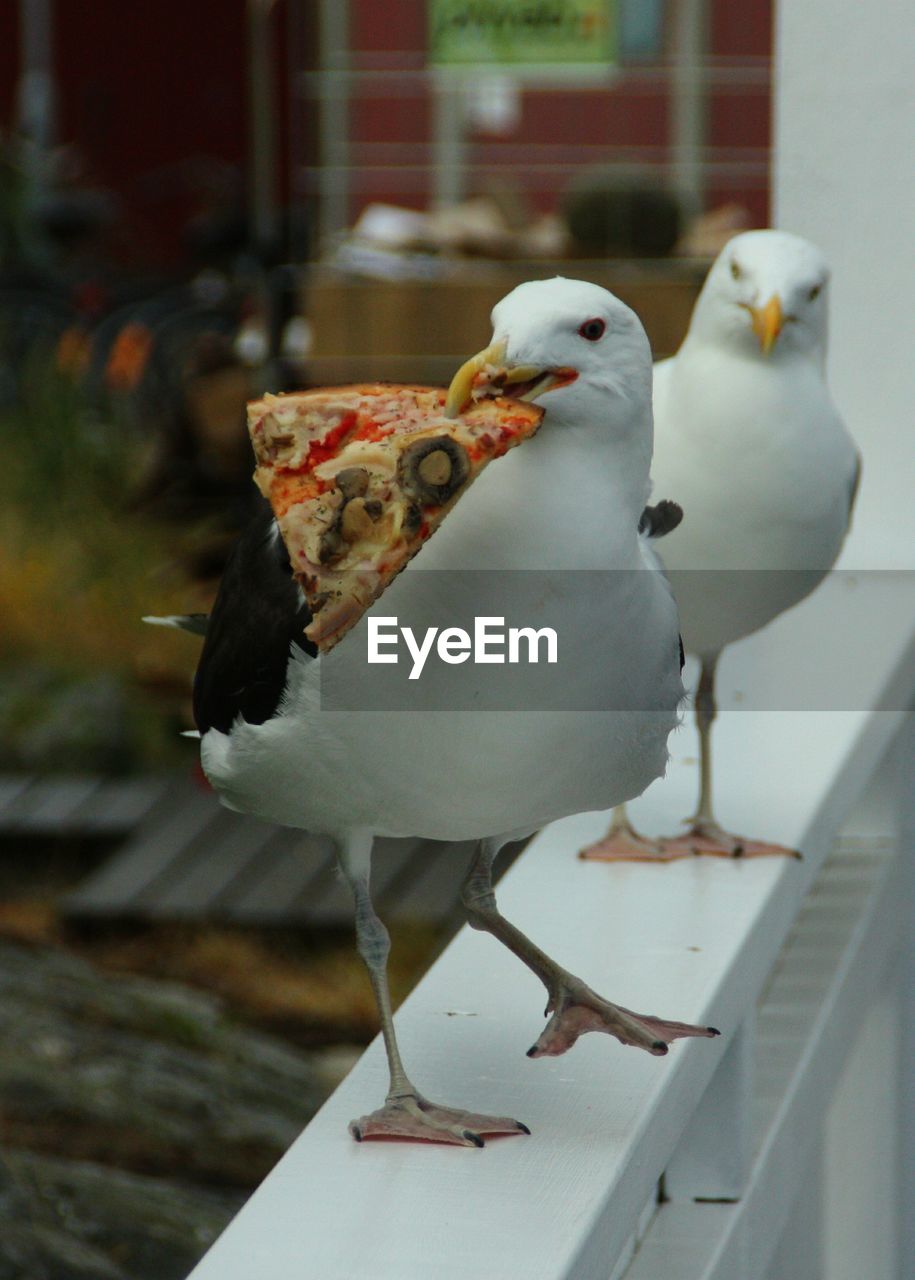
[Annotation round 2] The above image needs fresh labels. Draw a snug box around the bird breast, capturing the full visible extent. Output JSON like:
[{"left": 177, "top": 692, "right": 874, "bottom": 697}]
[{"left": 651, "top": 351, "right": 856, "bottom": 573}]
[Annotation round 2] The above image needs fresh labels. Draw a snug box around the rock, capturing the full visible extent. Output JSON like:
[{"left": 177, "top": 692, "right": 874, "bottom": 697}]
[
  {"left": 0, "top": 936, "right": 337, "bottom": 1274},
  {"left": 0, "top": 1219, "right": 128, "bottom": 1280},
  {"left": 0, "top": 1149, "right": 244, "bottom": 1280},
  {"left": 0, "top": 938, "right": 327, "bottom": 1182}
]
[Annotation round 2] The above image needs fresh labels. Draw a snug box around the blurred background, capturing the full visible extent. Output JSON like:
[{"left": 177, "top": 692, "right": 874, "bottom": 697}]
[{"left": 0, "top": 2, "right": 772, "bottom": 1276}]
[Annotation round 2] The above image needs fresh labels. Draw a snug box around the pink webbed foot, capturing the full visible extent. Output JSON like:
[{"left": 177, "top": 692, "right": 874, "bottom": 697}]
[
  {"left": 349, "top": 1092, "right": 530, "bottom": 1147},
  {"left": 658, "top": 819, "right": 801, "bottom": 860},
  {"left": 579, "top": 822, "right": 669, "bottom": 862},
  {"left": 527, "top": 977, "right": 719, "bottom": 1059}
]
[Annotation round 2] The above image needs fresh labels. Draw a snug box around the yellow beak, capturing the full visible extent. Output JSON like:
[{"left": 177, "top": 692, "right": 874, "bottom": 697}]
[
  {"left": 748, "top": 294, "right": 784, "bottom": 356},
  {"left": 444, "top": 339, "right": 547, "bottom": 418}
]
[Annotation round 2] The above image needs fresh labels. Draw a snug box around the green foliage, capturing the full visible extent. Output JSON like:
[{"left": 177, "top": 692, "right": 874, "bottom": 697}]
[
  {"left": 0, "top": 358, "right": 200, "bottom": 772},
  {"left": 2, "top": 356, "right": 136, "bottom": 518}
]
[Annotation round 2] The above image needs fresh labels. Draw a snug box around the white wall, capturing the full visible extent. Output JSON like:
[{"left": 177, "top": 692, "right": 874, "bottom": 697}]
[
  {"left": 774, "top": 8, "right": 914, "bottom": 1276},
  {"left": 822, "top": 994, "right": 899, "bottom": 1280},
  {"left": 773, "top": 0, "right": 915, "bottom": 571}
]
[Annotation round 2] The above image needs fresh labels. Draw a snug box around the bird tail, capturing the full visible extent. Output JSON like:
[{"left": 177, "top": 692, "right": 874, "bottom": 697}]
[
  {"left": 142, "top": 613, "right": 209, "bottom": 637},
  {"left": 638, "top": 499, "right": 683, "bottom": 539}
]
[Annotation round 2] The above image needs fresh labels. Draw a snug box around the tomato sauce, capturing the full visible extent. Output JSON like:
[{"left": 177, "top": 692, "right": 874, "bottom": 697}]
[
  {"left": 353, "top": 417, "right": 395, "bottom": 443},
  {"left": 304, "top": 412, "right": 358, "bottom": 468}
]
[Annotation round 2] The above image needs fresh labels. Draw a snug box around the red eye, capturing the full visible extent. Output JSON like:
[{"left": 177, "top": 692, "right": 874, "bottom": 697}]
[{"left": 578, "top": 317, "right": 606, "bottom": 341}]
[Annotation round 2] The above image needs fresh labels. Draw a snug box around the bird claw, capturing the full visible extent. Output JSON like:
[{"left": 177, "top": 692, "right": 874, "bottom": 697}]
[
  {"left": 579, "top": 819, "right": 801, "bottom": 863},
  {"left": 579, "top": 821, "right": 667, "bottom": 862},
  {"left": 660, "top": 820, "right": 801, "bottom": 860},
  {"left": 580, "top": 831, "right": 675, "bottom": 862},
  {"left": 349, "top": 1092, "right": 530, "bottom": 1147},
  {"left": 527, "top": 982, "right": 720, "bottom": 1058}
]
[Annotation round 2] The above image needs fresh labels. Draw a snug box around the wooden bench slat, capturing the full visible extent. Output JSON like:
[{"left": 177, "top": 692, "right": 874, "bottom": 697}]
[
  {"left": 62, "top": 782, "right": 496, "bottom": 930},
  {"left": 64, "top": 783, "right": 222, "bottom": 912},
  {"left": 74, "top": 775, "right": 173, "bottom": 833},
  {"left": 295, "top": 836, "right": 427, "bottom": 927},
  {"left": 142, "top": 813, "right": 281, "bottom": 913},
  {"left": 2, "top": 776, "right": 105, "bottom": 831},
  {"left": 0, "top": 774, "right": 174, "bottom": 837},
  {"left": 216, "top": 832, "right": 330, "bottom": 923},
  {"left": 0, "top": 775, "right": 36, "bottom": 818},
  {"left": 132, "top": 806, "right": 256, "bottom": 910},
  {"left": 379, "top": 838, "right": 474, "bottom": 923}
]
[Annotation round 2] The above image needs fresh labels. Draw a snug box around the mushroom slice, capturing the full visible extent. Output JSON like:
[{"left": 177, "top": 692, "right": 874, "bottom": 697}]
[
  {"left": 336, "top": 466, "right": 370, "bottom": 500},
  {"left": 340, "top": 496, "right": 382, "bottom": 543},
  {"left": 398, "top": 436, "right": 470, "bottom": 504}
]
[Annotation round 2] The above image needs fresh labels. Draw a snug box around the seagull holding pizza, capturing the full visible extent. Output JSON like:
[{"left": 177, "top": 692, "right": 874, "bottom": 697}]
[
  {"left": 181, "top": 278, "right": 718, "bottom": 1147},
  {"left": 582, "top": 230, "right": 861, "bottom": 862}
]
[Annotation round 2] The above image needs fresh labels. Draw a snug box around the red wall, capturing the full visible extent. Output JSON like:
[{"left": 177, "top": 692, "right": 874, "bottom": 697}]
[
  {"left": 0, "top": 0, "right": 772, "bottom": 268},
  {"left": 343, "top": 0, "right": 772, "bottom": 227},
  {"left": 52, "top": 0, "right": 248, "bottom": 265}
]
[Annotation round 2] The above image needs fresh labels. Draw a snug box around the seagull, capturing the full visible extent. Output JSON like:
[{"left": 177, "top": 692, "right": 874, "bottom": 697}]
[
  {"left": 582, "top": 231, "right": 861, "bottom": 862},
  {"left": 186, "top": 278, "right": 718, "bottom": 1147}
]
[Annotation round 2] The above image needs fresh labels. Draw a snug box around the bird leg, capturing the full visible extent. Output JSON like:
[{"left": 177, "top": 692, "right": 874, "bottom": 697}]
[
  {"left": 339, "top": 832, "right": 529, "bottom": 1147},
  {"left": 660, "top": 656, "right": 799, "bottom": 859},
  {"left": 462, "top": 840, "right": 719, "bottom": 1059},
  {"left": 579, "top": 803, "right": 671, "bottom": 862}
]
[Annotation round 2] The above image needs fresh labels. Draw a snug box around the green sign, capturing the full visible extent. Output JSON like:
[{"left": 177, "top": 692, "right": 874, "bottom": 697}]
[{"left": 428, "top": 1, "right": 616, "bottom": 68}]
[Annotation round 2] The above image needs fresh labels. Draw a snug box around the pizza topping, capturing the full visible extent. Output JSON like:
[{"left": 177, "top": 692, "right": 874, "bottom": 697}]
[
  {"left": 318, "top": 526, "right": 344, "bottom": 564},
  {"left": 404, "top": 502, "right": 422, "bottom": 534},
  {"left": 340, "top": 496, "right": 381, "bottom": 543},
  {"left": 418, "top": 449, "right": 452, "bottom": 487},
  {"left": 336, "top": 466, "right": 370, "bottom": 500},
  {"left": 305, "top": 413, "right": 358, "bottom": 469},
  {"left": 398, "top": 435, "right": 470, "bottom": 504},
  {"left": 314, "top": 439, "right": 398, "bottom": 483}
]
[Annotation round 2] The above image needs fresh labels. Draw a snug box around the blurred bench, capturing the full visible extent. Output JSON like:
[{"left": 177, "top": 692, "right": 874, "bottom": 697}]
[
  {"left": 0, "top": 773, "right": 169, "bottom": 838},
  {"left": 61, "top": 774, "right": 524, "bottom": 930}
]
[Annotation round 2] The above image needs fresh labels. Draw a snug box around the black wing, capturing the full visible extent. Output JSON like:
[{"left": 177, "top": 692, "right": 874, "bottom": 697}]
[
  {"left": 638, "top": 498, "right": 686, "bottom": 671},
  {"left": 193, "top": 494, "right": 316, "bottom": 734},
  {"left": 847, "top": 451, "right": 862, "bottom": 528}
]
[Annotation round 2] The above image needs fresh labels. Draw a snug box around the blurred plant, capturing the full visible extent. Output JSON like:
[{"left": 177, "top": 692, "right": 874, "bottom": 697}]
[
  {"left": 0, "top": 354, "right": 206, "bottom": 771},
  {"left": 5, "top": 349, "right": 135, "bottom": 510}
]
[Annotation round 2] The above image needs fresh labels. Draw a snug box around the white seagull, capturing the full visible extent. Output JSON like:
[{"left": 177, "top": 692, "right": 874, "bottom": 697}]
[
  {"left": 582, "top": 230, "right": 861, "bottom": 861},
  {"left": 189, "top": 278, "right": 718, "bottom": 1147}
]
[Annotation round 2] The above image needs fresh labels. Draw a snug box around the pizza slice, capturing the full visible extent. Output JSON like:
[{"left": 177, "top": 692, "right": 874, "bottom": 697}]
[{"left": 248, "top": 384, "right": 544, "bottom": 652}]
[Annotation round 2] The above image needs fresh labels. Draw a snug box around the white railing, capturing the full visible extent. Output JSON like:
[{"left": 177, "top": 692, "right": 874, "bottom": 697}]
[{"left": 186, "top": 576, "right": 915, "bottom": 1279}]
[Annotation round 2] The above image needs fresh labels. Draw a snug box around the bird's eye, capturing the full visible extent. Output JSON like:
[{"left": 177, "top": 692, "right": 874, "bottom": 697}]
[
  {"left": 578, "top": 317, "right": 606, "bottom": 341},
  {"left": 808, "top": 283, "right": 822, "bottom": 301},
  {"left": 730, "top": 260, "right": 742, "bottom": 281}
]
